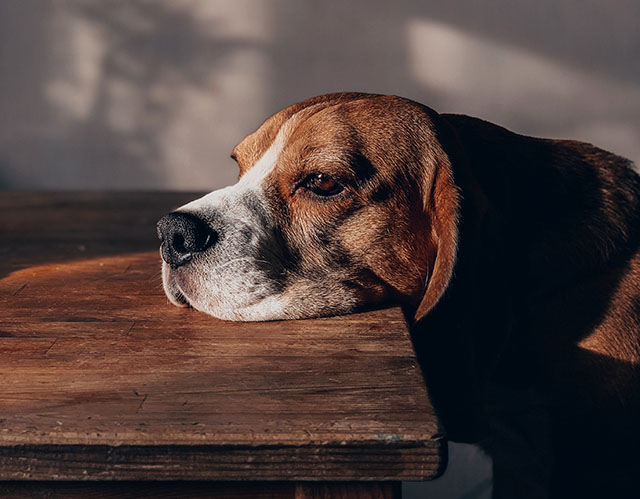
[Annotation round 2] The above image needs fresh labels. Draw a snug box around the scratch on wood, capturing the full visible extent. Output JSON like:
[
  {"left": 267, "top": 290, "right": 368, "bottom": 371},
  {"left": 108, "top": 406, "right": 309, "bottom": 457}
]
[
  {"left": 43, "top": 339, "right": 57, "bottom": 355},
  {"left": 125, "top": 321, "right": 137, "bottom": 337},
  {"left": 135, "top": 393, "right": 148, "bottom": 413},
  {"left": 13, "top": 283, "right": 28, "bottom": 296}
]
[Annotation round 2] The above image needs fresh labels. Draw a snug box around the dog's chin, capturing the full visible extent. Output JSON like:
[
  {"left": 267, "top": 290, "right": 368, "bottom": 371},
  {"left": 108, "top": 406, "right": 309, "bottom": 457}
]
[
  {"left": 189, "top": 290, "right": 361, "bottom": 323},
  {"left": 162, "top": 280, "right": 348, "bottom": 322},
  {"left": 196, "top": 297, "right": 290, "bottom": 322},
  {"left": 175, "top": 290, "right": 292, "bottom": 322}
]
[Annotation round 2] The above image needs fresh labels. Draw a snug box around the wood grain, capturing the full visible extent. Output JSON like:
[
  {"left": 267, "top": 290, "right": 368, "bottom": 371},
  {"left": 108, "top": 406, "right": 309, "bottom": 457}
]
[{"left": 0, "top": 192, "right": 443, "bottom": 481}]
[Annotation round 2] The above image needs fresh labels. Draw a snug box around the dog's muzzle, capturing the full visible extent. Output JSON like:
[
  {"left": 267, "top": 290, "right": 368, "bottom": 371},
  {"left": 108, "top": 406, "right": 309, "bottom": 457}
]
[{"left": 157, "top": 212, "right": 217, "bottom": 268}]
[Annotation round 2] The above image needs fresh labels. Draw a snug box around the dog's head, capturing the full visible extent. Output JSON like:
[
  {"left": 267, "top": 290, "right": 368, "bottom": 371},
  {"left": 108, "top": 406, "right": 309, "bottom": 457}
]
[{"left": 158, "top": 93, "right": 460, "bottom": 321}]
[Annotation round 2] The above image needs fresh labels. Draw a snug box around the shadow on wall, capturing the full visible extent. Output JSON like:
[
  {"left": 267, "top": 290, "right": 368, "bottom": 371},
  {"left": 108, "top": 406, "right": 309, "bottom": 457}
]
[
  {"left": 0, "top": 0, "right": 638, "bottom": 191},
  {"left": 0, "top": 0, "right": 266, "bottom": 189}
]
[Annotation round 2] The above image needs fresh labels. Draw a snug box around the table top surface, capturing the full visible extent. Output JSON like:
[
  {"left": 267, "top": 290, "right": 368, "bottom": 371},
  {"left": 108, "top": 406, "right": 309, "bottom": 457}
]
[{"left": 0, "top": 192, "right": 443, "bottom": 481}]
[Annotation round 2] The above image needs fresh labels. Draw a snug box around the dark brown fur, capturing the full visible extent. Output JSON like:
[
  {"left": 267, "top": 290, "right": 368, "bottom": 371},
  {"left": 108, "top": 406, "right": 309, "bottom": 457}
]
[{"left": 415, "top": 112, "right": 640, "bottom": 498}]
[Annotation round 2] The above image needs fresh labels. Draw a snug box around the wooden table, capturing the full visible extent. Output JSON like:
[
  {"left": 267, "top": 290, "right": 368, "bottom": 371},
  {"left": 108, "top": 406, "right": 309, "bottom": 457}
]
[{"left": 0, "top": 192, "right": 444, "bottom": 498}]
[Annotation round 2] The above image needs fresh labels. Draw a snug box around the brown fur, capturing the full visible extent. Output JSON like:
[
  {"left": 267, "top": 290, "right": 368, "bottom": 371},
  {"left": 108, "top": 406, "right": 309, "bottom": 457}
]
[{"left": 231, "top": 93, "right": 640, "bottom": 497}]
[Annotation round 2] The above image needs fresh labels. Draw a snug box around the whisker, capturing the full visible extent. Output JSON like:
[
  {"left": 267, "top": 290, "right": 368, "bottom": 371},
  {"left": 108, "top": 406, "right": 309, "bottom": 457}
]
[
  {"left": 215, "top": 256, "right": 261, "bottom": 271},
  {"left": 148, "top": 271, "right": 162, "bottom": 281}
]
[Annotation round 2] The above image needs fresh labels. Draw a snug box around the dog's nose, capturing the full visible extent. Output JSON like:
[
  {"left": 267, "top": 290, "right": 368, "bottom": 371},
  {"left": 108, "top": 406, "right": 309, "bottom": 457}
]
[{"left": 157, "top": 212, "right": 217, "bottom": 268}]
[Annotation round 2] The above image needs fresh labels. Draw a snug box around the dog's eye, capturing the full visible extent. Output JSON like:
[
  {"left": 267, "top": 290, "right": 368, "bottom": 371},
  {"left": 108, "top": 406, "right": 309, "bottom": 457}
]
[{"left": 306, "top": 173, "right": 343, "bottom": 196}]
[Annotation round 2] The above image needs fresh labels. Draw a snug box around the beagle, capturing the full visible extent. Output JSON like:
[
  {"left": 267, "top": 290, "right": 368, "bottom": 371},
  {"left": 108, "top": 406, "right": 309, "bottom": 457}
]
[{"left": 158, "top": 93, "right": 640, "bottom": 498}]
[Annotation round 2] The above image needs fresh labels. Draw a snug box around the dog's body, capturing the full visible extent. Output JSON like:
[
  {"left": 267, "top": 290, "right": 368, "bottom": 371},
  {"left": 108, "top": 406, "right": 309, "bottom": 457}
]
[
  {"left": 410, "top": 113, "right": 640, "bottom": 498},
  {"left": 158, "top": 93, "right": 640, "bottom": 497}
]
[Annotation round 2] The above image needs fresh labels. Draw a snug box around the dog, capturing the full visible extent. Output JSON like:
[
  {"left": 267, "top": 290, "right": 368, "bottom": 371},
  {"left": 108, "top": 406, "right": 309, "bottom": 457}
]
[{"left": 157, "top": 93, "right": 640, "bottom": 498}]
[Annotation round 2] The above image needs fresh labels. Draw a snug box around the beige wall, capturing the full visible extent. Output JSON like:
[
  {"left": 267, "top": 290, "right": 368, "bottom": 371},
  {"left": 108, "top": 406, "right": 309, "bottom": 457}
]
[{"left": 1, "top": 0, "right": 639, "bottom": 190}]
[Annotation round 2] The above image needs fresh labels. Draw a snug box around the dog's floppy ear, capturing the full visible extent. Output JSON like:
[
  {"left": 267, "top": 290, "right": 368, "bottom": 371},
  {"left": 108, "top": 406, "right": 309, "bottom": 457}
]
[{"left": 413, "top": 135, "right": 461, "bottom": 322}]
